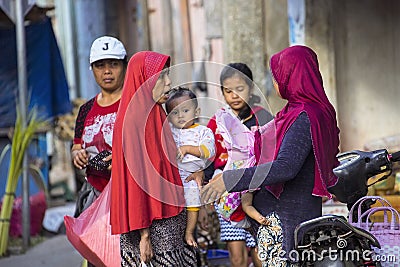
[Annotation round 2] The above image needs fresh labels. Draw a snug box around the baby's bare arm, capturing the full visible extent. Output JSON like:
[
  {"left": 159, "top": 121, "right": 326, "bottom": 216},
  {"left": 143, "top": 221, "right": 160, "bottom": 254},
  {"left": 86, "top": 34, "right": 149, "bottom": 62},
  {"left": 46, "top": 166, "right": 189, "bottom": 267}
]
[
  {"left": 177, "top": 145, "right": 202, "bottom": 159},
  {"left": 241, "top": 192, "right": 269, "bottom": 225}
]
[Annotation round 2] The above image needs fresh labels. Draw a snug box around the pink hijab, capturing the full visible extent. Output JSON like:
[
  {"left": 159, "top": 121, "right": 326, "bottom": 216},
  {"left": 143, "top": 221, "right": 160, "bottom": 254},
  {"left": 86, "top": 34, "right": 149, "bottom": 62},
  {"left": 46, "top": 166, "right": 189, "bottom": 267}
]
[{"left": 258, "top": 45, "right": 340, "bottom": 198}]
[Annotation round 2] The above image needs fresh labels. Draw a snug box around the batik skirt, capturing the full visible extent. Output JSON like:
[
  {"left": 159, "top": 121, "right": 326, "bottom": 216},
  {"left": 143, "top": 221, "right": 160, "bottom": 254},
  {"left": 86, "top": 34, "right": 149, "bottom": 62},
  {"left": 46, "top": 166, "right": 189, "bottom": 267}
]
[{"left": 119, "top": 211, "right": 197, "bottom": 267}]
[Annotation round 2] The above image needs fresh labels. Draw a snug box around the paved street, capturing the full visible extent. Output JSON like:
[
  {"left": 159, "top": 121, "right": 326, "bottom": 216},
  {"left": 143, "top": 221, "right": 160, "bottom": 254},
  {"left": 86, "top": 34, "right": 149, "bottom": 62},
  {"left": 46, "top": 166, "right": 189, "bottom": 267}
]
[{"left": 0, "top": 234, "right": 83, "bottom": 267}]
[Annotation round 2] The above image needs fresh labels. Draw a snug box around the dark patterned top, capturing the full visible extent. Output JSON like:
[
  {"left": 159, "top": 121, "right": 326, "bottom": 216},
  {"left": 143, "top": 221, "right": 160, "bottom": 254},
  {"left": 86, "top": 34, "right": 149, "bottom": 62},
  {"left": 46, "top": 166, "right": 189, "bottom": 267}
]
[
  {"left": 74, "top": 97, "right": 96, "bottom": 142},
  {"left": 224, "top": 112, "right": 322, "bottom": 254}
]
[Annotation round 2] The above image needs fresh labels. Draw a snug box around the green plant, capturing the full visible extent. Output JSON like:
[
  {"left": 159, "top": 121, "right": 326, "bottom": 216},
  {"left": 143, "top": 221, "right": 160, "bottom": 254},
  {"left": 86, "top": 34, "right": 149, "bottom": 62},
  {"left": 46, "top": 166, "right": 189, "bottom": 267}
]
[{"left": 0, "top": 108, "right": 47, "bottom": 256}]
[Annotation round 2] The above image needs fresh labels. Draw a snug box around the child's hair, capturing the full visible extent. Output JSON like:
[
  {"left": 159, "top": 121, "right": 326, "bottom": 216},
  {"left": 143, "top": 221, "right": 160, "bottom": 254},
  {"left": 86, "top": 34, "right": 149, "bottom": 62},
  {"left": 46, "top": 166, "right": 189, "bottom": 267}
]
[
  {"left": 219, "top": 63, "right": 261, "bottom": 120},
  {"left": 220, "top": 62, "right": 254, "bottom": 89},
  {"left": 165, "top": 87, "right": 198, "bottom": 114}
]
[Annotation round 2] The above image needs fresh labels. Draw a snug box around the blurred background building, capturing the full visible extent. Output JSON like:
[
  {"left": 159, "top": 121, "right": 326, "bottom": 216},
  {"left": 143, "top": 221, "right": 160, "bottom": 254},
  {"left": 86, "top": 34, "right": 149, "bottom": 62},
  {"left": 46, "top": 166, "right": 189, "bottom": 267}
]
[
  {"left": 1, "top": 0, "right": 400, "bottom": 209},
  {"left": 32, "top": 0, "right": 400, "bottom": 152}
]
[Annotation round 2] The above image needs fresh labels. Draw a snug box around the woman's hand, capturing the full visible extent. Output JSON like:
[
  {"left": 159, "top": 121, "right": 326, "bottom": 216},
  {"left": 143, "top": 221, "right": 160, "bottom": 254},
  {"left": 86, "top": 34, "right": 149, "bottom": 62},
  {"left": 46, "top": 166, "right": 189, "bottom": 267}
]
[
  {"left": 139, "top": 229, "right": 153, "bottom": 263},
  {"left": 72, "top": 148, "right": 88, "bottom": 169},
  {"left": 185, "top": 170, "right": 204, "bottom": 188},
  {"left": 103, "top": 154, "right": 112, "bottom": 170},
  {"left": 200, "top": 173, "right": 226, "bottom": 205}
]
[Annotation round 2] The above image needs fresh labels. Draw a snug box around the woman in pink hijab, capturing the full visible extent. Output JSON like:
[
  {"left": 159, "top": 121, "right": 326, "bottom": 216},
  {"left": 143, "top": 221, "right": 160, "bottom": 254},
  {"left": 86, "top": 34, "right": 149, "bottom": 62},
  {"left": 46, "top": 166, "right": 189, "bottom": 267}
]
[{"left": 201, "top": 45, "right": 340, "bottom": 266}]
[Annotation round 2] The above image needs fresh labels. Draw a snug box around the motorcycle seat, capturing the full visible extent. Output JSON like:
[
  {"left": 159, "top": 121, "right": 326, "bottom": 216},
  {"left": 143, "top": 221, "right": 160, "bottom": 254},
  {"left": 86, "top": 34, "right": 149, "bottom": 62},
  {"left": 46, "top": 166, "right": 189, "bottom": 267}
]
[{"left": 294, "top": 215, "right": 381, "bottom": 249}]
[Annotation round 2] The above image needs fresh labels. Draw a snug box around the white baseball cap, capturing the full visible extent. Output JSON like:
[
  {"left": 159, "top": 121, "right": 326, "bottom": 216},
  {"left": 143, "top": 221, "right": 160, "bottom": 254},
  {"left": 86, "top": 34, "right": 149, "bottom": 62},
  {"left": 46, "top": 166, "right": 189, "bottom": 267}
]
[{"left": 89, "top": 36, "right": 127, "bottom": 65}]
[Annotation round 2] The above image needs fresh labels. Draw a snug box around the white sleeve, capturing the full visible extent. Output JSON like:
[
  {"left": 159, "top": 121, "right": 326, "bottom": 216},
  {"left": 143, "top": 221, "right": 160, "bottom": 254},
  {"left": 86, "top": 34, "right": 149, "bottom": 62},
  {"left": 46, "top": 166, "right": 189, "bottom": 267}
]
[{"left": 199, "top": 127, "right": 216, "bottom": 159}]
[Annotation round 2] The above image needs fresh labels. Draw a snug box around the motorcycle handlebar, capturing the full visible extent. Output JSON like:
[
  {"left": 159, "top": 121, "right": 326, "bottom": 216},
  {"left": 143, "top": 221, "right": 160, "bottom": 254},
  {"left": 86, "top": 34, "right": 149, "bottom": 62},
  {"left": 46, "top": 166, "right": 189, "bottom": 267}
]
[{"left": 390, "top": 151, "right": 400, "bottom": 162}]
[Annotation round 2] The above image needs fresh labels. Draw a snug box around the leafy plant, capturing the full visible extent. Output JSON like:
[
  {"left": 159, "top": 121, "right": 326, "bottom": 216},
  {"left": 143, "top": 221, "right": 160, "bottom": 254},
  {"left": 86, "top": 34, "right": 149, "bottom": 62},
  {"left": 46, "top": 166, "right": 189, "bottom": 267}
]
[{"left": 0, "top": 108, "right": 48, "bottom": 256}]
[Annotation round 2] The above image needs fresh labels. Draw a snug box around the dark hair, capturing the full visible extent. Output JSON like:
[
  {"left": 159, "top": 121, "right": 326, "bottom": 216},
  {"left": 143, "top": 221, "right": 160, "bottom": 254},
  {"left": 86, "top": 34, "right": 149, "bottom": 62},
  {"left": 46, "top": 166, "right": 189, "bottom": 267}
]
[
  {"left": 91, "top": 57, "right": 129, "bottom": 70},
  {"left": 122, "top": 56, "right": 128, "bottom": 67},
  {"left": 219, "top": 63, "right": 261, "bottom": 120},
  {"left": 165, "top": 87, "right": 198, "bottom": 114},
  {"left": 220, "top": 63, "right": 253, "bottom": 88}
]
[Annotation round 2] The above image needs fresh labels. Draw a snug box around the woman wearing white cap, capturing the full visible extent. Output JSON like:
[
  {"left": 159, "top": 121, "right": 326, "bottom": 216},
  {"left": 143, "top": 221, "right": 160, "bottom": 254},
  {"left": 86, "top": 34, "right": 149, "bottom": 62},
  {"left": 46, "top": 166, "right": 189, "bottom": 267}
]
[
  {"left": 70, "top": 35, "right": 128, "bottom": 267},
  {"left": 71, "top": 36, "right": 127, "bottom": 219}
]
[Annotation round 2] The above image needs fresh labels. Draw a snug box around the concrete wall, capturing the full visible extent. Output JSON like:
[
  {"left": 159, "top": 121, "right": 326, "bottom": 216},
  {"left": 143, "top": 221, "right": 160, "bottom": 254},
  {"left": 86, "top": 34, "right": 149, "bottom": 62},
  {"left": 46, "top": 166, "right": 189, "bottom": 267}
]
[
  {"left": 52, "top": 0, "right": 400, "bottom": 152},
  {"left": 263, "top": 0, "right": 289, "bottom": 114},
  {"left": 221, "top": 0, "right": 265, "bottom": 95},
  {"left": 332, "top": 0, "right": 400, "bottom": 151},
  {"left": 304, "top": 0, "right": 400, "bottom": 152},
  {"left": 305, "top": 0, "right": 337, "bottom": 109}
]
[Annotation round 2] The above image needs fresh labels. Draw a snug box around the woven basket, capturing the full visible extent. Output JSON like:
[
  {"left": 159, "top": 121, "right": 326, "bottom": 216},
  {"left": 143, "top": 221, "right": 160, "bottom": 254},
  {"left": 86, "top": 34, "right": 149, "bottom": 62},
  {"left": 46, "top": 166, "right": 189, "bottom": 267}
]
[{"left": 349, "top": 196, "right": 400, "bottom": 266}]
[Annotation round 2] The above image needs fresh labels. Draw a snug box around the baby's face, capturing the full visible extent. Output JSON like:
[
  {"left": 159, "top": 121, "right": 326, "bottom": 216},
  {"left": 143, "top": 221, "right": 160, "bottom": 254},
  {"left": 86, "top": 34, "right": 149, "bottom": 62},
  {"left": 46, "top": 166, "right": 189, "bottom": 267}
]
[{"left": 168, "top": 96, "right": 199, "bottom": 129}]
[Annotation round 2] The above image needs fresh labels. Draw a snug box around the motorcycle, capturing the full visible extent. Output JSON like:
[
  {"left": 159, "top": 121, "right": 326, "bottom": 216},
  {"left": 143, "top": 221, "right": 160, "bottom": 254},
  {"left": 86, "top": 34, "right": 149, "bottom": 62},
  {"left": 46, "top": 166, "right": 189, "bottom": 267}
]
[
  {"left": 330, "top": 149, "right": 400, "bottom": 212},
  {"left": 293, "top": 149, "right": 400, "bottom": 266}
]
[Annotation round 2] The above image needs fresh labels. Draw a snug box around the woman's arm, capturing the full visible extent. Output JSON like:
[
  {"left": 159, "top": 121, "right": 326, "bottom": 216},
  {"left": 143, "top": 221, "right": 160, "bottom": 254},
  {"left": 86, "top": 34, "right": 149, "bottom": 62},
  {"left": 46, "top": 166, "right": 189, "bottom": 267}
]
[
  {"left": 71, "top": 98, "right": 95, "bottom": 170},
  {"left": 241, "top": 192, "right": 269, "bottom": 225},
  {"left": 224, "top": 113, "right": 312, "bottom": 192}
]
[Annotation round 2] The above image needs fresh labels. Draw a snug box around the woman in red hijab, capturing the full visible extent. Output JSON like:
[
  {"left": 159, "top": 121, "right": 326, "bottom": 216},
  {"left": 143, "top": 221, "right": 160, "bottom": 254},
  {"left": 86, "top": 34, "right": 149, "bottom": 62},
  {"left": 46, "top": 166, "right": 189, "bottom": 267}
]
[
  {"left": 110, "top": 51, "right": 197, "bottom": 266},
  {"left": 201, "top": 45, "right": 340, "bottom": 266}
]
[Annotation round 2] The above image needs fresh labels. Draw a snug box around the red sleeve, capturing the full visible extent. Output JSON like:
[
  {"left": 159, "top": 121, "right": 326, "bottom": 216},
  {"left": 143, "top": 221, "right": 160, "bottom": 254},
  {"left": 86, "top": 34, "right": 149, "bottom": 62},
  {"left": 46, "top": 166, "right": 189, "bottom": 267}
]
[{"left": 207, "top": 115, "right": 228, "bottom": 170}]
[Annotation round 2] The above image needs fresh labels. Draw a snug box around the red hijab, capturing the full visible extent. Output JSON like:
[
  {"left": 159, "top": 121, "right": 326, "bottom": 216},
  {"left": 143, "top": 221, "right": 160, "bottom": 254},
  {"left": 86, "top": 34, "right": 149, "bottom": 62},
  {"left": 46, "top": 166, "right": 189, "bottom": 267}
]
[
  {"left": 110, "top": 51, "right": 184, "bottom": 234},
  {"left": 258, "top": 45, "right": 340, "bottom": 198}
]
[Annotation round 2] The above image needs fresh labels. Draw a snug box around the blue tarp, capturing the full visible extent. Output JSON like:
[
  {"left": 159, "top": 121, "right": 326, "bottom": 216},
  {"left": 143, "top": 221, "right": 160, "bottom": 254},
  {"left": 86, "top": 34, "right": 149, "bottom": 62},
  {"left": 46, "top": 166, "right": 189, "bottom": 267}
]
[
  {"left": 0, "top": 16, "right": 71, "bottom": 197},
  {"left": 0, "top": 16, "right": 72, "bottom": 127}
]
